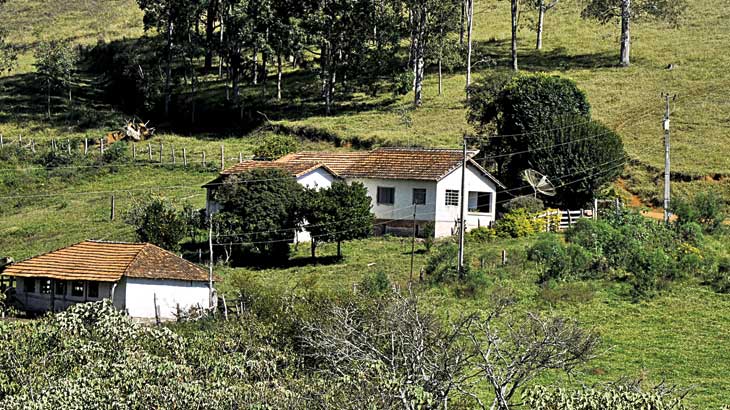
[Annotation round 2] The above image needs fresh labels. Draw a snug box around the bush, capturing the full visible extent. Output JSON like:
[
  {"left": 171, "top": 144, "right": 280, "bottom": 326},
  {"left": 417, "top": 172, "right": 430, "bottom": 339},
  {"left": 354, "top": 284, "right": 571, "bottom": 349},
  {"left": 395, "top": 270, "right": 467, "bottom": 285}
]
[
  {"left": 124, "top": 195, "right": 188, "bottom": 251},
  {"left": 360, "top": 271, "right": 391, "bottom": 295},
  {"left": 503, "top": 196, "right": 544, "bottom": 213},
  {"left": 424, "top": 241, "right": 463, "bottom": 283},
  {"left": 494, "top": 208, "right": 542, "bottom": 238},
  {"left": 528, "top": 236, "right": 568, "bottom": 283},
  {"left": 628, "top": 248, "right": 672, "bottom": 300},
  {"left": 422, "top": 222, "right": 435, "bottom": 251},
  {"left": 703, "top": 257, "right": 730, "bottom": 294},
  {"left": 672, "top": 191, "right": 726, "bottom": 233},
  {"left": 676, "top": 221, "right": 704, "bottom": 245},
  {"left": 467, "top": 226, "right": 497, "bottom": 243},
  {"left": 253, "top": 134, "right": 300, "bottom": 160}
]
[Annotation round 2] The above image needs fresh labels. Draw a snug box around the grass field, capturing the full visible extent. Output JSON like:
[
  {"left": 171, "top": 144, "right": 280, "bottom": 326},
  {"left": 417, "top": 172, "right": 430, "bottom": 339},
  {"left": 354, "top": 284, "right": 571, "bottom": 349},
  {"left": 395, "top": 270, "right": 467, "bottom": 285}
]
[{"left": 217, "top": 235, "right": 730, "bottom": 409}]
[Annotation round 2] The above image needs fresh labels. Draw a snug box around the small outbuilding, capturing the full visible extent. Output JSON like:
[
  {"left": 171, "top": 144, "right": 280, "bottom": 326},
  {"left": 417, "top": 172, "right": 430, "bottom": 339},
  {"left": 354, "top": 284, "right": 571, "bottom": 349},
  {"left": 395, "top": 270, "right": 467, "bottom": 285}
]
[{"left": 2, "top": 241, "right": 212, "bottom": 319}]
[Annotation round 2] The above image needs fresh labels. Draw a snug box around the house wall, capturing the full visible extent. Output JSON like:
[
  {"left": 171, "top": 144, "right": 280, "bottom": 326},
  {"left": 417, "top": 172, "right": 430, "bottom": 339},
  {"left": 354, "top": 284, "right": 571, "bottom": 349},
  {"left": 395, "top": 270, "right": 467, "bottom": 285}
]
[
  {"left": 347, "top": 177, "right": 438, "bottom": 224},
  {"left": 123, "top": 278, "right": 210, "bottom": 319},
  {"left": 435, "top": 164, "right": 498, "bottom": 238},
  {"left": 14, "top": 278, "right": 114, "bottom": 313}
]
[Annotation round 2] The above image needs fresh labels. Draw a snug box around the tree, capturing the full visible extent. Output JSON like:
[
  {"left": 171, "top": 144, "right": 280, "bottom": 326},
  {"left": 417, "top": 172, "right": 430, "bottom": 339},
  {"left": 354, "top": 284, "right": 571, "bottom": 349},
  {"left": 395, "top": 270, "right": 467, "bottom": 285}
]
[
  {"left": 467, "top": 72, "right": 591, "bottom": 184},
  {"left": 465, "top": 300, "right": 600, "bottom": 410},
  {"left": 253, "top": 134, "right": 300, "bottom": 159},
  {"left": 424, "top": 0, "right": 462, "bottom": 97},
  {"left": 304, "top": 181, "right": 373, "bottom": 258},
  {"left": 529, "top": 0, "right": 559, "bottom": 50},
  {"left": 581, "top": 0, "right": 686, "bottom": 67},
  {"left": 0, "top": 0, "right": 16, "bottom": 75},
  {"left": 212, "top": 168, "right": 304, "bottom": 260},
  {"left": 527, "top": 115, "right": 626, "bottom": 208},
  {"left": 33, "top": 40, "right": 78, "bottom": 118},
  {"left": 510, "top": 0, "right": 519, "bottom": 70},
  {"left": 124, "top": 195, "right": 188, "bottom": 251},
  {"left": 268, "top": 0, "right": 305, "bottom": 101}
]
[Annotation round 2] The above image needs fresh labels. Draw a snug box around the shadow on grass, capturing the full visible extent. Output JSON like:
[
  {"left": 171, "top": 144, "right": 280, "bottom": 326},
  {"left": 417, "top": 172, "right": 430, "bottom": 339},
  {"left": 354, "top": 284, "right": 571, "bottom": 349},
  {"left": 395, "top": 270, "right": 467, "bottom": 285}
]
[{"left": 472, "top": 38, "right": 625, "bottom": 72}]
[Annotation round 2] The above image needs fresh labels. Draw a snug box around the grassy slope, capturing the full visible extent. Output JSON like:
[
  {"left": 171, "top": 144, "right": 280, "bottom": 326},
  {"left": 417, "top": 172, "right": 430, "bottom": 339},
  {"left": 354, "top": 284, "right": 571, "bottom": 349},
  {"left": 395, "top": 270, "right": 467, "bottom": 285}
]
[{"left": 224, "top": 236, "right": 730, "bottom": 409}]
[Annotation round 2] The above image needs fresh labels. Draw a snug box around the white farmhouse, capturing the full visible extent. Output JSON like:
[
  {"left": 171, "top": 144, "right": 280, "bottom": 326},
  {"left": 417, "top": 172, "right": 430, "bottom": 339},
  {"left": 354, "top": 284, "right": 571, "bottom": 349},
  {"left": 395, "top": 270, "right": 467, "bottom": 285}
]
[
  {"left": 3, "top": 241, "right": 212, "bottom": 319},
  {"left": 203, "top": 148, "right": 504, "bottom": 239}
]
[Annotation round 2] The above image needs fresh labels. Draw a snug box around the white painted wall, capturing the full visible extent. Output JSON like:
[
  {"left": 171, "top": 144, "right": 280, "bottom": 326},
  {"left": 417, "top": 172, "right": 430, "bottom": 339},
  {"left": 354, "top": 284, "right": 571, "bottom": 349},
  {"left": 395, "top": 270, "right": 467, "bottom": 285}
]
[
  {"left": 123, "top": 277, "right": 210, "bottom": 319},
  {"left": 434, "top": 164, "right": 498, "bottom": 238},
  {"left": 347, "top": 178, "right": 437, "bottom": 222},
  {"left": 297, "top": 168, "right": 336, "bottom": 189}
]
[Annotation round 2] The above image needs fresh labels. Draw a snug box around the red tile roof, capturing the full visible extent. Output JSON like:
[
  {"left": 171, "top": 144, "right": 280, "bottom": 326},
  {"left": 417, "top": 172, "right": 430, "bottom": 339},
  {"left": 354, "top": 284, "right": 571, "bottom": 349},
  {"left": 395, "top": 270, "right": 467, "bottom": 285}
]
[
  {"left": 278, "top": 148, "right": 504, "bottom": 187},
  {"left": 3, "top": 241, "right": 210, "bottom": 282},
  {"left": 220, "top": 160, "right": 338, "bottom": 178}
]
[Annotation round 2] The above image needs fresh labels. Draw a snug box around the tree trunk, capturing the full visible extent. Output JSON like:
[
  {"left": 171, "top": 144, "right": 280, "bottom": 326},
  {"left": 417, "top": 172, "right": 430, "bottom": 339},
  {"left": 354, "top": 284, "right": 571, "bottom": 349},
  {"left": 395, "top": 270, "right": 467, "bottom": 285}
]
[
  {"left": 47, "top": 79, "right": 51, "bottom": 119},
  {"left": 413, "top": 4, "right": 426, "bottom": 107},
  {"left": 459, "top": 0, "right": 466, "bottom": 45},
  {"left": 536, "top": 0, "right": 545, "bottom": 50},
  {"left": 276, "top": 53, "right": 283, "bottom": 100},
  {"left": 620, "top": 0, "right": 631, "bottom": 67},
  {"left": 511, "top": 0, "right": 519, "bottom": 71},
  {"left": 190, "top": 55, "right": 197, "bottom": 124},
  {"left": 252, "top": 44, "right": 258, "bottom": 85},
  {"left": 204, "top": 0, "right": 219, "bottom": 72},
  {"left": 465, "top": 0, "right": 474, "bottom": 93},
  {"left": 438, "top": 57, "right": 443, "bottom": 96},
  {"left": 164, "top": 17, "right": 174, "bottom": 118}
]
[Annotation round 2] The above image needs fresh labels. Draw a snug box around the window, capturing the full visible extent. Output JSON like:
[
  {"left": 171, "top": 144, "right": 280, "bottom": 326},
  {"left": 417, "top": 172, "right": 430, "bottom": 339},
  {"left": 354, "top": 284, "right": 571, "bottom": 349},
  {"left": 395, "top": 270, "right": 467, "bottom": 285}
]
[
  {"left": 468, "top": 191, "right": 492, "bottom": 213},
  {"left": 377, "top": 187, "right": 395, "bottom": 205},
  {"left": 87, "top": 282, "right": 99, "bottom": 298},
  {"left": 412, "top": 188, "right": 427, "bottom": 205},
  {"left": 71, "top": 281, "right": 85, "bottom": 297},
  {"left": 24, "top": 278, "right": 35, "bottom": 294},
  {"left": 40, "top": 279, "right": 52, "bottom": 295},
  {"left": 54, "top": 281, "right": 65, "bottom": 296},
  {"left": 445, "top": 190, "right": 460, "bottom": 206}
]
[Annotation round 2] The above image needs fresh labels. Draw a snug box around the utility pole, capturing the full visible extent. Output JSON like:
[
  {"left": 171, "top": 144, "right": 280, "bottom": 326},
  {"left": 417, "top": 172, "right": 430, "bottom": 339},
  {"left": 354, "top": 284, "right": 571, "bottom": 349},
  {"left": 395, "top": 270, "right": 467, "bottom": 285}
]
[
  {"left": 410, "top": 204, "right": 417, "bottom": 282},
  {"left": 458, "top": 136, "right": 467, "bottom": 277},
  {"left": 208, "top": 214, "right": 215, "bottom": 309},
  {"left": 662, "top": 93, "right": 674, "bottom": 224}
]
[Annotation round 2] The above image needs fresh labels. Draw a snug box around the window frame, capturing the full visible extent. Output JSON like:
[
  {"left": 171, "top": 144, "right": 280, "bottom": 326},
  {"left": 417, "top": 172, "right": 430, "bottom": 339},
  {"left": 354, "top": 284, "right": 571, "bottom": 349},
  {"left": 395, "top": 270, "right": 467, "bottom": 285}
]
[
  {"left": 468, "top": 191, "right": 492, "bottom": 214},
  {"left": 412, "top": 188, "right": 427, "bottom": 205},
  {"left": 87, "top": 282, "right": 99, "bottom": 298},
  {"left": 377, "top": 186, "right": 395, "bottom": 206},
  {"left": 444, "top": 189, "right": 460, "bottom": 207},
  {"left": 71, "top": 281, "right": 85, "bottom": 298},
  {"left": 40, "top": 279, "right": 52, "bottom": 295},
  {"left": 24, "top": 278, "right": 36, "bottom": 294},
  {"left": 54, "top": 281, "right": 66, "bottom": 296}
]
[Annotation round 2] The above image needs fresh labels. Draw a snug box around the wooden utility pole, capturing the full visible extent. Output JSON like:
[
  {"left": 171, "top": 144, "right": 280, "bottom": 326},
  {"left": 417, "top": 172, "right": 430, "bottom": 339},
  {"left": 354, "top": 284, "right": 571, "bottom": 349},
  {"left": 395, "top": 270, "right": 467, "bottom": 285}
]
[
  {"left": 662, "top": 93, "right": 674, "bottom": 223},
  {"left": 458, "top": 137, "right": 467, "bottom": 277},
  {"left": 208, "top": 215, "right": 215, "bottom": 308},
  {"left": 410, "top": 204, "right": 417, "bottom": 282}
]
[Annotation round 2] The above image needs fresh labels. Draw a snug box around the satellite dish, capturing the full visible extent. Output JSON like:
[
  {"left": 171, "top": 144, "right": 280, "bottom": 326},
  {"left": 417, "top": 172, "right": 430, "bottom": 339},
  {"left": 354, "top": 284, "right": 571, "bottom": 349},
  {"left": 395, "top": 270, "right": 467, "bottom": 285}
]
[{"left": 522, "top": 169, "right": 556, "bottom": 197}]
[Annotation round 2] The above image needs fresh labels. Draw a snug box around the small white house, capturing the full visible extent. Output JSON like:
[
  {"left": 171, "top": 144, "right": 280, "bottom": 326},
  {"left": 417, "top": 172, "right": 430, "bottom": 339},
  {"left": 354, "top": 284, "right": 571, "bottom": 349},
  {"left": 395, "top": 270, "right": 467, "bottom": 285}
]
[
  {"left": 278, "top": 148, "right": 505, "bottom": 238},
  {"left": 203, "top": 160, "right": 340, "bottom": 242},
  {"left": 3, "top": 241, "right": 213, "bottom": 319}
]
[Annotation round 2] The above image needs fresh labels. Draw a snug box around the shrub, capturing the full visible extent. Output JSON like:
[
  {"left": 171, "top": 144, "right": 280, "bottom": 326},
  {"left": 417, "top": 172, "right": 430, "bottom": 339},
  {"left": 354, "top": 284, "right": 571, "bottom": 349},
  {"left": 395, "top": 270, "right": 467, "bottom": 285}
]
[
  {"left": 468, "top": 226, "right": 497, "bottom": 243},
  {"left": 494, "top": 208, "right": 541, "bottom": 238},
  {"left": 672, "top": 191, "right": 726, "bottom": 233},
  {"left": 528, "top": 236, "right": 568, "bottom": 283},
  {"left": 503, "top": 196, "right": 544, "bottom": 213},
  {"left": 628, "top": 248, "right": 671, "bottom": 300},
  {"left": 704, "top": 257, "right": 730, "bottom": 294},
  {"left": 676, "top": 221, "right": 704, "bottom": 245},
  {"left": 524, "top": 384, "right": 689, "bottom": 410},
  {"left": 101, "top": 141, "right": 130, "bottom": 164},
  {"left": 424, "top": 241, "right": 462, "bottom": 283},
  {"left": 360, "top": 271, "right": 391, "bottom": 295},
  {"left": 124, "top": 195, "right": 188, "bottom": 251},
  {"left": 253, "top": 134, "right": 300, "bottom": 160},
  {"left": 422, "top": 222, "right": 436, "bottom": 251}
]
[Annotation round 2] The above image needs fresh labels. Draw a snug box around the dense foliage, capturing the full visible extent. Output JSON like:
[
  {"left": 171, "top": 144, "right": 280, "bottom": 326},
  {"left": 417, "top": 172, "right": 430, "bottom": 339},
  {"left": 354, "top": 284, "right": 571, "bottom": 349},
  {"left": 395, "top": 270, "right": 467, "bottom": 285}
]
[
  {"left": 468, "top": 73, "right": 624, "bottom": 208},
  {"left": 124, "top": 195, "right": 189, "bottom": 251},
  {"left": 253, "top": 134, "right": 300, "bottom": 160}
]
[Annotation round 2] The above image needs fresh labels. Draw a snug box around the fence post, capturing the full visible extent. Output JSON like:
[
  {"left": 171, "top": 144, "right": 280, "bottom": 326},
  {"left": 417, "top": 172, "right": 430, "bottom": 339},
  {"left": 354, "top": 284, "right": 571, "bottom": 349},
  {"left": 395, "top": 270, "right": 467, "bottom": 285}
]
[
  {"left": 183, "top": 148, "right": 187, "bottom": 166},
  {"left": 594, "top": 198, "right": 598, "bottom": 220},
  {"left": 147, "top": 143, "right": 152, "bottom": 160},
  {"left": 31, "top": 140, "right": 35, "bottom": 153},
  {"left": 18, "top": 135, "right": 22, "bottom": 145},
  {"left": 171, "top": 145, "right": 176, "bottom": 164},
  {"left": 132, "top": 143, "right": 137, "bottom": 160},
  {"left": 202, "top": 151, "right": 206, "bottom": 167},
  {"left": 110, "top": 195, "right": 115, "bottom": 221},
  {"left": 159, "top": 142, "right": 163, "bottom": 163},
  {"left": 67, "top": 139, "right": 71, "bottom": 155},
  {"left": 84, "top": 138, "right": 88, "bottom": 155},
  {"left": 99, "top": 138, "right": 104, "bottom": 155},
  {"left": 615, "top": 198, "right": 621, "bottom": 216},
  {"left": 0, "top": 134, "right": 3, "bottom": 148},
  {"left": 238, "top": 152, "right": 243, "bottom": 163},
  {"left": 501, "top": 250, "right": 507, "bottom": 265}
]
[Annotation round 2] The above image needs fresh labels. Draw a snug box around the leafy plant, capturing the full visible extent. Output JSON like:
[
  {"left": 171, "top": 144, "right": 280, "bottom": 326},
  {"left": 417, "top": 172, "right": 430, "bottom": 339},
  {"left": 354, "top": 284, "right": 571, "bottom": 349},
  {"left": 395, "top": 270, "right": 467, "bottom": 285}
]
[
  {"left": 253, "top": 134, "right": 300, "bottom": 160},
  {"left": 124, "top": 195, "right": 187, "bottom": 251}
]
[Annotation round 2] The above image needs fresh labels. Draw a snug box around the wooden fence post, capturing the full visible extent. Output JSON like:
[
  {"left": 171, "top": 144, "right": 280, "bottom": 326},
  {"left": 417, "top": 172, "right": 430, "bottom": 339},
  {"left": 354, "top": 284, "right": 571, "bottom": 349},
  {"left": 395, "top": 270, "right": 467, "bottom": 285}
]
[
  {"left": 153, "top": 293, "right": 160, "bottom": 326},
  {"left": 110, "top": 195, "right": 115, "bottom": 221},
  {"left": 202, "top": 151, "right": 206, "bottom": 167},
  {"left": 132, "top": 143, "right": 137, "bottom": 160},
  {"left": 594, "top": 198, "right": 599, "bottom": 220},
  {"left": 238, "top": 152, "right": 243, "bottom": 163},
  {"left": 99, "top": 138, "right": 104, "bottom": 155},
  {"left": 183, "top": 147, "right": 187, "bottom": 166},
  {"left": 501, "top": 250, "right": 507, "bottom": 265},
  {"left": 67, "top": 139, "right": 71, "bottom": 155},
  {"left": 171, "top": 145, "right": 176, "bottom": 164},
  {"left": 147, "top": 143, "right": 152, "bottom": 160},
  {"left": 31, "top": 140, "right": 35, "bottom": 153},
  {"left": 159, "top": 142, "right": 163, "bottom": 163},
  {"left": 84, "top": 138, "right": 88, "bottom": 155},
  {"left": 0, "top": 134, "right": 3, "bottom": 148}
]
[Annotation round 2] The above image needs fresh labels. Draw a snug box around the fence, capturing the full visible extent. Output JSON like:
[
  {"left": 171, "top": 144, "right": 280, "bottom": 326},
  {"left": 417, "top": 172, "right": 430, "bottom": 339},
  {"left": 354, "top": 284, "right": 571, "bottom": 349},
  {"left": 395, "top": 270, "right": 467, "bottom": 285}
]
[
  {"left": 537, "top": 198, "right": 623, "bottom": 231},
  {"left": 0, "top": 133, "right": 251, "bottom": 171}
]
